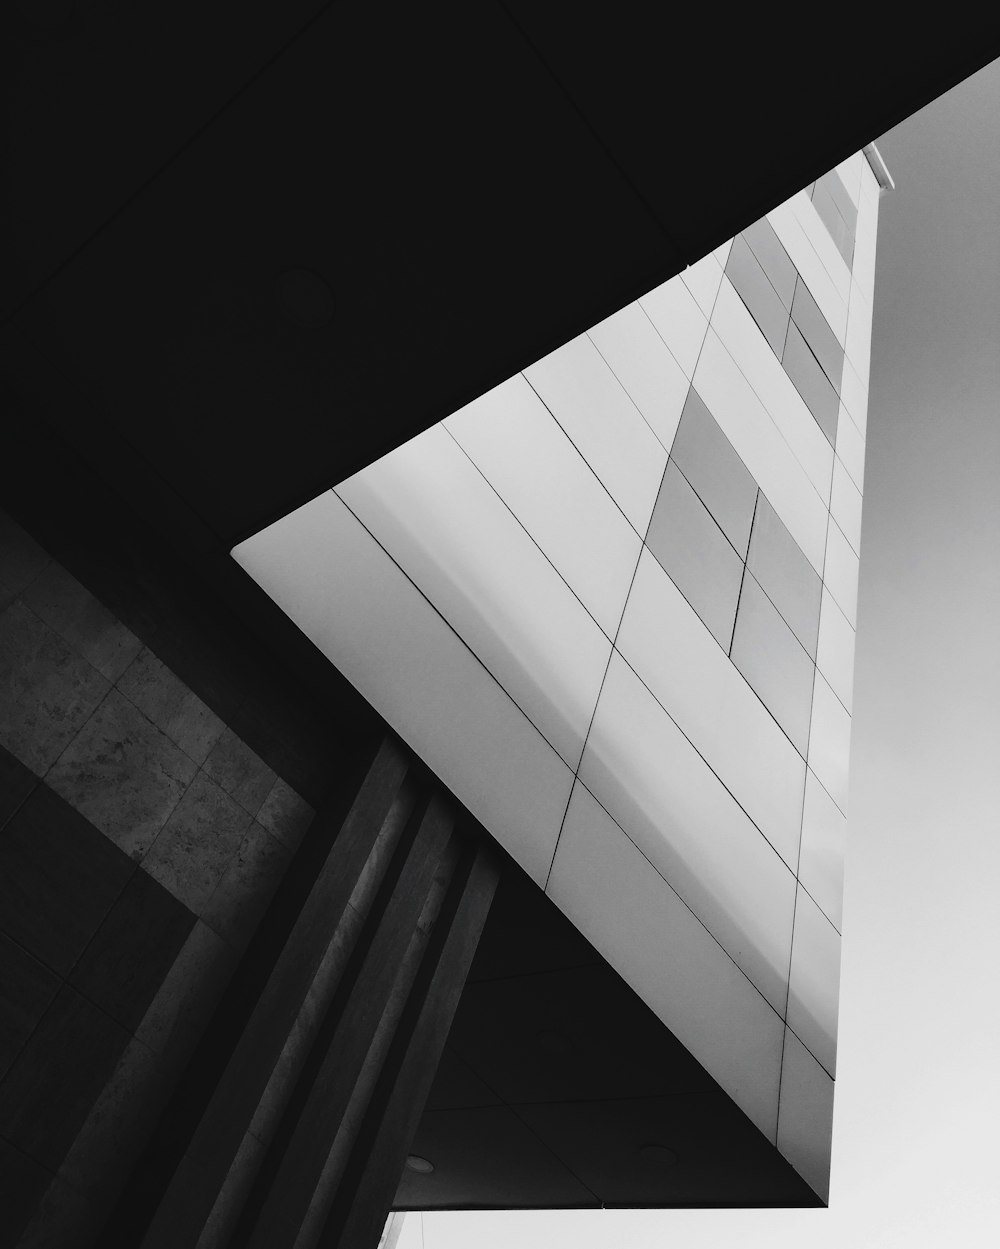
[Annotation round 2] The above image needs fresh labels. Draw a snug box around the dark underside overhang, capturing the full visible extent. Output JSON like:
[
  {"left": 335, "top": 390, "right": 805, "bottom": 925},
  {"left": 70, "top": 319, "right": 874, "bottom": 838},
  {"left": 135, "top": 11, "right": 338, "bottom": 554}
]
[
  {"left": 4, "top": 4, "right": 998, "bottom": 549},
  {"left": 4, "top": 1, "right": 999, "bottom": 1215},
  {"left": 396, "top": 858, "right": 821, "bottom": 1210}
]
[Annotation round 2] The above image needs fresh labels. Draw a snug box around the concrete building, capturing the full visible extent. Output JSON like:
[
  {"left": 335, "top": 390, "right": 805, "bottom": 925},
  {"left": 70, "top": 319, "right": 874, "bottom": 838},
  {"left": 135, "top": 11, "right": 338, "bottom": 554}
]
[{"left": 0, "top": 8, "right": 991, "bottom": 1246}]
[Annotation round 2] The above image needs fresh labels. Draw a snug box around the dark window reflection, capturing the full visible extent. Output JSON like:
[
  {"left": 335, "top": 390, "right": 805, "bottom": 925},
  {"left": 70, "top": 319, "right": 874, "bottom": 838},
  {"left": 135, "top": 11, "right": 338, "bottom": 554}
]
[
  {"left": 746, "top": 494, "right": 822, "bottom": 659},
  {"left": 742, "top": 219, "right": 798, "bottom": 310},
  {"left": 781, "top": 322, "right": 839, "bottom": 445},
  {"left": 669, "top": 389, "right": 758, "bottom": 558},
  {"left": 725, "top": 236, "right": 791, "bottom": 357},
  {"left": 811, "top": 171, "right": 857, "bottom": 267},
  {"left": 646, "top": 460, "right": 744, "bottom": 650},
  {"left": 790, "top": 278, "right": 844, "bottom": 392}
]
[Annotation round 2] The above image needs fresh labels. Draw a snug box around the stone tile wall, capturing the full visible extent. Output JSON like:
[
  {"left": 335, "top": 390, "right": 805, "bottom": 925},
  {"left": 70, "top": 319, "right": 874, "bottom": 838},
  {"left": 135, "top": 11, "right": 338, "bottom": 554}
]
[{"left": 0, "top": 509, "right": 317, "bottom": 1245}]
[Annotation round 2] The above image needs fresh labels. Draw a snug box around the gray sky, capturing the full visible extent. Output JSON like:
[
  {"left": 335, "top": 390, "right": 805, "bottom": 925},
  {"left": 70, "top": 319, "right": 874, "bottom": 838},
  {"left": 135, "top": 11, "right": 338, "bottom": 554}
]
[{"left": 408, "top": 55, "right": 1000, "bottom": 1249}]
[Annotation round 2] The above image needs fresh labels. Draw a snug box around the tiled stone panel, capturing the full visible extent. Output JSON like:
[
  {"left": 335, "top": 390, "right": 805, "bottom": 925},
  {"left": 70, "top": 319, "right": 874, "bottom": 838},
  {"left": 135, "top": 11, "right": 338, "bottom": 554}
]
[{"left": 0, "top": 509, "right": 319, "bottom": 1245}]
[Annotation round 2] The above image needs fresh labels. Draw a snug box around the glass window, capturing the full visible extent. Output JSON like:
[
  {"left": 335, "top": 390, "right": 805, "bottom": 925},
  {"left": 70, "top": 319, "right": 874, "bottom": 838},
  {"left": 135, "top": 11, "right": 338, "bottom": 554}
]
[
  {"left": 742, "top": 218, "right": 798, "bottom": 310},
  {"left": 812, "top": 170, "right": 858, "bottom": 270},
  {"left": 731, "top": 573, "right": 815, "bottom": 757},
  {"left": 790, "top": 279, "right": 844, "bottom": 391},
  {"left": 781, "top": 323, "right": 839, "bottom": 446},
  {"left": 724, "top": 236, "right": 790, "bottom": 358},
  {"left": 668, "top": 388, "right": 758, "bottom": 558},
  {"left": 617, "top": 550, "right": 806, "bottom": 871},
  {"left": 745, "top": 494, "right": 823, "bottom": 660},
  {"left": 812, "top": 184, "right": 855, "bottom": 268},
  {"left": 645, "top": 460, "right": 744, "bottom": 650},
  {"left": 694, "top": 328, "right": 828, "bottom": 574}
]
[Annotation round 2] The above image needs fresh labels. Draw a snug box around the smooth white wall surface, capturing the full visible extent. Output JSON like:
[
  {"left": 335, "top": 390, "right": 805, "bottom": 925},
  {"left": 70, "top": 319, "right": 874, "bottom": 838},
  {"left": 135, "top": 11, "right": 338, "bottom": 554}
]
[
  {"left": 523, "top": 334, "right": 668, "bottom": 535},
  {"left": 577, "top": 652, "right": 797, "bottom": 1015},
  {"left": 638, "top": 275, "right": 710, "bottom": 379},
  {"left": 234, "top": 152, "right": 881, "bottom": 1200},
  {"left": 444, "top": 375, "right": 643, "bottom": 639},
  {"left": 335, "top": 423, "right": 612, "bottom": 771},
  {"left": 786, "top": 884, "right": 841, "bottom": 1076},
  {"left": 776, "top": 1027, "right": 835, "bottom": 1203},
  {"left": 587, "top": 303, "right": 690, "bottom": 453},
  {"left": 547, "top": 782, "right": 784, "bottom": 1140},
  {"left": 232, "top": 490, "right": 575, "bottom": 887}
]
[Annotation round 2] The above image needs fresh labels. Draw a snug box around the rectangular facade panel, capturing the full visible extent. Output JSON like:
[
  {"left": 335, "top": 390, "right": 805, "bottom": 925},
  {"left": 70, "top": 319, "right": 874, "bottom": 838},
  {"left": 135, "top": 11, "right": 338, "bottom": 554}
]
[
  {"left": 723, "top": 236, "right": 790, "bottom": 356},
  {"left": 823, "top": 519, "right": 861, "bottom": 626},
  {"left": 745, "top": 494, "right": 824, "bottom": 661},
  {"left": 232, "top": 492, "right": 574, "bottom": 886},
  {"left": 645, "top": 461, "right": 744, "bottom": 650},
  {"left": 712, "top": 239, "right": 733, "bottom": 269},
  {"left": 776, "top": 1026, "right": 834, "bottom": 1204},
  {"left": 781, "top": 322, "right": 840, "bottom": 446},
  {"left": 845, "top": 280, "right": 874, "bottom": 381},
  {"left": 807, "top": 671, "right": 851, "bottom": 815},
  {"left": 742, "top": 218, "right": 797, "bottom": 310},
  {"left": 790, "top": 279, "right": 845, "bottom": 390},
  {"left": 523, "top": 335, "right": 668, "bottom": 534},
  {"left": 711, "top": 280, "right": 834, "bottom": 500},
  {"left": 840, "top": 357, "right": 869, "bottom": 437},
  {"left": 547, "top": 781, "right": 784, "bottom": 1141},
  {"left": 786, "top": 885, "right": 841, "bottom": 1077},
  {"left": 852, "top": 173, "right": 881, "bottom": 297},
  {"left": 668, "top": 386, "right": 759, "bottom": 557},
  {"left": 731, "top": 573, "right": 815, "bottom": 758},
  {"left": 680, "top": 250, "right": 725, "bottom": 318},
  {"left": 336, "top": 424, "right": 612, "bottom": 770},
  {"left": 767, "top": 196, "right": 848, "bottom": 342},
  {"left": 830, "top": 456, "right": 863, "bottom": 555},
  {"left": 816, "top": 587, "right": 855, "bottom": 714},
  {"left": 834, "top": 152, "right": 864, "bottom": 206},
  {"left": 837, "top": 430, "right": 866, "bottom": 517},
  {"left": 790, "top": 192, "right": 852, "bottom": 304},
  {"left": 616, "top": 549, "right": 805, "bottom": 868},
  {"left": 810, "top": 174, "right": 856, "bottom": 269},
  {"left": 798, "top": 770, "right": 847, "bottom": 930},
  {"left": 637, "top": 276, "right": 710, "bottom": 379},
  {"left": 578, "top": 653, "right": 796, "bottom": 1014},
  {"left": 587, "top": 302, "right": 691, "bottom": 453},
  {"left": 694, "top": 330, "right": 828, "bottom": 573},
  {"left": 445, "top": 375, "right": 643, "bottom": 640}
]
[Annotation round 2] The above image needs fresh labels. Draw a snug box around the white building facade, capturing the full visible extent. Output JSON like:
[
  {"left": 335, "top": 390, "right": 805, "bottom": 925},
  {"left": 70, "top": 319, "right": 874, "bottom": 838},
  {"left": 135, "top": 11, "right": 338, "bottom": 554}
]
[{"left": 235, "top": 146, "right": 891, "bottom": 1204}]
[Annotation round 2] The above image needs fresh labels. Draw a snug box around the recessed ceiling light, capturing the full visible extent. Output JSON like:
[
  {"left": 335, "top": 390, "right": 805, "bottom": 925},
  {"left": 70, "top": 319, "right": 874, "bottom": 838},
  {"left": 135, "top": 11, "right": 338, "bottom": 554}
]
[
  {"left": 638, "top": 1143, "right": 678, "bottom": 1166},
  {"left": 405, "top": 1155, "right": 435, "bottom": 1174},
  {"left": 274, "top": 269, "right": 336, "bottom": 329}
]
